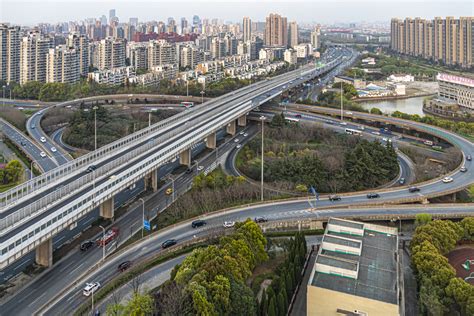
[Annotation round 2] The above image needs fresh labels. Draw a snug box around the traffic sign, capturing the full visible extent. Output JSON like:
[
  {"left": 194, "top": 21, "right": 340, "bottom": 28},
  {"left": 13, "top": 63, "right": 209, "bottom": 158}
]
[{"left": 144, "top": 220, "right": 151, "bottom": 231}]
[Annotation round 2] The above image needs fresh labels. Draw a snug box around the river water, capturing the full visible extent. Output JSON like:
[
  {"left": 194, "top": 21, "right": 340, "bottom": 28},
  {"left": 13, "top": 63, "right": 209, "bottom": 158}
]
[{"left": 359, "top": 96, "right": 426, "bottom": 116}]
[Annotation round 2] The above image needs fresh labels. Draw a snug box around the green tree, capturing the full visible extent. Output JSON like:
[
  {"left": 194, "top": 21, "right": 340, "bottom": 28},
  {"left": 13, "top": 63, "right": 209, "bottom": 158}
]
[
  {"left": 267, "top": 297, "right": 277, "bottom": 316},
  {"left": 370, "top": 107, "right": 383, "bottom": 115},
  {"left": 5, "top": 160, "right": 23, "bottom": 183},
  {"left": 445, "top": 277, "right": 474, "bottom": 314},
  {"left": 123, "top": 292, "right": 154, "bottom": 316},
  {"left": 259, "top": 289, "right": 268, "bottom": 316},
  {"left": 271, "top": 112, "right": 286, "bottom": 127},
  {"left": 106, "top": 302, "right": 126, "bottom": 316},
  {"left": 277, "top": 292, "right": 286, "bottom": 316},
  {"left": 458, "top": 217, "right": 474, "bottom": 241},
  {"left": 229, "top": 280, "right": 256, "bottom": 315},
  {"left": 415, "top": 213, "right": 432, "bottom": 226}
]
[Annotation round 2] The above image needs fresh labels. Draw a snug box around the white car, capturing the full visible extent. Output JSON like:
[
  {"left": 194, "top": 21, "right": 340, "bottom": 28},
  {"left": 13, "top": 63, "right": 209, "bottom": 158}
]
[
  {"left": 40, "top": 137, "right": 46, "bottom": 143},
  {"left": 236, "top": 144, "right": 242, "bottom": 149},
  {"left": 51, "top": 147, "right": 57, "bottom": 152},
  {"left": 234, "top": 138, "right": 239, "bottom": 143},
  {"left": 340, "top": 122, "right": 347, "bottom": 126},
  {"left": 442, "top": 177, "right": 453, "bottom": 183},
  {"left": 346, "top": 111, "right": 353, "bottom": 115},
  {"left": 40, "top": 151, "right": 46, "bottom": 158},
  {"left": 243, "top": 133, "right": 248, "bottom": 137},
  {"left": 239, "top": 131, "right": 244, "bottom": 135},
  {"left": 223, "top": 221, "right": 235, "bottom": 228},
  {"left": 197, "top": 166, "right": 204, "bottom": 171},
  {"left": 83, "top": 282, "right": 101, "bottom": 296},
  {"left": 372, "top": 131, "right": 381, "bottom": 136}
]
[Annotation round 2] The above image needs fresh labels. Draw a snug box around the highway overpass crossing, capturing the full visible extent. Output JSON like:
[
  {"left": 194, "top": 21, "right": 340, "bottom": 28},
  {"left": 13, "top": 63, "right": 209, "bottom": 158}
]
[{"left": 0, "top": 48, "right": 351, "bottom": 269}]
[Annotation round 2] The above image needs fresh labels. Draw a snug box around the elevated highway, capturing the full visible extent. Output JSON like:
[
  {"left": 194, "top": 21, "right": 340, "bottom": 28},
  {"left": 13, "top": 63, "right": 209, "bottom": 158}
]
[{"left": 0, "top": 48, "right": 352, "bottom": 269}]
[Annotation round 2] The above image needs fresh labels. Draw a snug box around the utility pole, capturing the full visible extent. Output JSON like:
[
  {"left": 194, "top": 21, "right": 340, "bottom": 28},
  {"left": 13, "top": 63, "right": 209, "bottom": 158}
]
[
  {"left": 260, "top": 116, "right": 266, "bottom": 201},
  {"left": 93, "top": 106, "right": 98, "bottom": 150},
  {"left": 340, "top": 83, "right": 343, "bottom": 121}
]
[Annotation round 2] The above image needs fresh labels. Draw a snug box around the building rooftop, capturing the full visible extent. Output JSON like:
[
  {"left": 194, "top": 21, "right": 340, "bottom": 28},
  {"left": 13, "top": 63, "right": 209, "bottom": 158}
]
[
  {"left": 310, "top": 218, "right": 399, "bottom": 305},
  {"left": 328, "top": 218, "right": 364, "bottom": 230},
  {"left": 323, "top": 235, "right": 361, "bottom": 249}
]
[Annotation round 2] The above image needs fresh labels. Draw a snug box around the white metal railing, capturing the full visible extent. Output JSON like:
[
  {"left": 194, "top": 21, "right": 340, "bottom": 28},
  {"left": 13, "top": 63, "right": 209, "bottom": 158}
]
[{"left": 0, "top": 56, "right": 346, "bottom": 234}]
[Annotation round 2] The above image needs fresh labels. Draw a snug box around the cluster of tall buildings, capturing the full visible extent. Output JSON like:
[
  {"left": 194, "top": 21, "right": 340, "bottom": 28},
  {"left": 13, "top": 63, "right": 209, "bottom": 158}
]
[
  {"left": 0, "top": 12, "right": 322, "bottom": 87},
  {"left": 390, "top": 17, "right": 473, "bottom": 69}
]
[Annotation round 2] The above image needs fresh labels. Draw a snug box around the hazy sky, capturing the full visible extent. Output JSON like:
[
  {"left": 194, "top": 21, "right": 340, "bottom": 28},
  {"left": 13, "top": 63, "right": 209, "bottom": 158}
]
[{"left": 1, "top": 0, "right": 473, "bottom": 25}]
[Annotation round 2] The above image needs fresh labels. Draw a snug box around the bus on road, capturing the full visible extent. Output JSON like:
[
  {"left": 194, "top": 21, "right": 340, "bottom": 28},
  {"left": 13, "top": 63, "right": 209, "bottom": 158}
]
[
  {"left": 285, "top": 117, "right": 300, "bottom": 123},
  {"left": 345, "top": 128, "right": 362, "bottom": 136}
]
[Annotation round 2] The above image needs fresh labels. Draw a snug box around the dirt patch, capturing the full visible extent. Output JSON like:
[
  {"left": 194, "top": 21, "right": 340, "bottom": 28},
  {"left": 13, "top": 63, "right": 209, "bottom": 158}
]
[{"left": 447, "top": 245, "right": 474, "bottom": 285}]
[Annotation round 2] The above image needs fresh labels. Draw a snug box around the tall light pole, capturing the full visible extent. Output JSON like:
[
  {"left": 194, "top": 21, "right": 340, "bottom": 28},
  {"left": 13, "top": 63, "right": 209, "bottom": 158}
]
[
  {"left": 148, "top": 111, "right": 151, "bottom": 128},
  {"left": 91, "top": 287, "right": 95, "bottom": 316},
  {"left": 260, "top": 116, "right": 266, "bottom": 201},
  {"left": 30, "top": 161, "right": 36, "bottom": 180},
  {"left": 99, "top": 225, "right": 105, "bottom": 262},
  {"left": 200, "top": 90, "right": 205, "bottom": 104},
  {"left": 93, "top": 106, "right": 98, "bottom": 151},
  {"left": 2, "top": 85, "right": 5, "bottom": 107},
  {"left": 186, "top": 80, "right": 189, "bottom": 97},
  {"left": 139, "top": 198, "right": 145, "bottom": 238},
  {"left": 340, "top": 84, "right": 344, "bottom": 121}
]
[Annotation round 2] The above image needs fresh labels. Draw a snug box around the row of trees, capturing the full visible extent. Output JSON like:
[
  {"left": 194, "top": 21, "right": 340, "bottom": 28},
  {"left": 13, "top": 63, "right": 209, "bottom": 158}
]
[
  {"left": 410, "top": 216, "right": 474, "bottom": 315},
  {"left": 359, "top": 53, "right": 437, "bottom": 79},
  {"left": 259, "top": 232, "right": 307, "bottom": 316},
  {"left": 391, "top": 111, "right": 474, "bottom": 139},
  {"left": 156, "top": 219, "right": 268, "bottom": 315},
  {"left": 192, "top": 170, "right": 245, "bottom": 190},
  {"left": 239, "top": 123, "right": 399, "bottom": 193},
  {"left": 0, "top": 160, "right": 24, "bottom": 185}
]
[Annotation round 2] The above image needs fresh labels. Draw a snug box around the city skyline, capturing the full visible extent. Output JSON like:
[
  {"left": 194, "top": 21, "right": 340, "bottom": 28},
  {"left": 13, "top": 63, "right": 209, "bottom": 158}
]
[{"left": 2, "top": 0, "right": 473, "bottom": 26}]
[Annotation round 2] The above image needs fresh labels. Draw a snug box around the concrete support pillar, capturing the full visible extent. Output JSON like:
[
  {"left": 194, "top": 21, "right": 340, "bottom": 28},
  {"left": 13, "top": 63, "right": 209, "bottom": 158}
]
[
  {"left": 35, "top": 238, "right": 52, "bottom": 267},
  {"left": 421, "top": 198, "right": 430, "bottom": 205},
  {"left": 179, "top": 148, "right": 191, "bottom": 167},
  {"left": 144, "top": 170, "right": 158, "bottom": 192},
  {"left": 226, "top": 120, "right": 236, "bottom": 135},
  {"left": 205, "top": 132, "right": 217, "bottom": 149},
  {"left": 100, "top": 197, "right": 115, "bottom": 219},
  {"left": 452, "top": 193, "right": 457, "bottom": 203},
  {"left": 237, "top": 115, "right": 247, "bottom": 127}
]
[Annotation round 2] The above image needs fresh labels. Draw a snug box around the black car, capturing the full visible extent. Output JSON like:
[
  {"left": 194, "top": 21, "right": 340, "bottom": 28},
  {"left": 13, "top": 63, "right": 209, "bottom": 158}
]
[
  {"left": 295, "top": 114, "right": 302, "bottom": 119},
  {"left": 366, "top": 193, "right": 380, "bottom": 199},
  {"left": 328, "top": 195, "right": 341, "bottom": 201},
  {"left": 117, "top": 261, "right": 132, "bottom": 272},
  {"left": 185, "top": 168, "right": 193, "bottom": 174},
  {"left": 86, "top": 165, "right": 97, "bottom": 173},
  {"left": 80, "top": 240, "right": 94, "bottom": 251},
  {"left": 254, "top": 217, "right": 268, "bottom": 223},
  {"left": 191, "top": 220, "right": 207, "bottom": 228},
  {"left": 408, "top": 186, "right": 420, "bottom": 193},
  {"left": 161, "top": 239, "right": 177, "bottom": 249},
  {"left": 21, "top": 140, "right": 27, "bottom": 146}
]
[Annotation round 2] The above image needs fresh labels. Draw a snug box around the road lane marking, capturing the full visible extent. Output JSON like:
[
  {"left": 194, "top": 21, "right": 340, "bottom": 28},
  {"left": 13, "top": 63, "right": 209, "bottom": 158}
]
[{"left": 70, "top": 262, "right": 85, "bottom": 274}]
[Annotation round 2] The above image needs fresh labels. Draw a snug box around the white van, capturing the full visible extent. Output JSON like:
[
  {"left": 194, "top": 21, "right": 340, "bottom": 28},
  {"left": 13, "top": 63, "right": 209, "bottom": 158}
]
[{"left": 83, "top": 282, "right": 100, "bottom": 296}]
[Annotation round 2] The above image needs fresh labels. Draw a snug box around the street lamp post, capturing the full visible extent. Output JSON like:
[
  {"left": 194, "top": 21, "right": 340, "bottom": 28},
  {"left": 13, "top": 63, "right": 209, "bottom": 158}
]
[
  {"left": 99, "top": 225, "right": 105, "bottom": 262},
  {"left": 139, "top": 198, "right": 145, "bottom": 238},
  {"left": 200, "top": 90, "right": 205, "bottom": 104},
  {"left": 91, "top": 287, "right": 95, "bottom": 315},
  {"left": 340, "top": 84, "right": 344, "bottom": 121},
  {"left": 260, "top": 116, "right": 266, "bottom": 201},
  {"left": 186, "top": 80, "right": 189, "bottom": 97},
  {"left": 93, "top": 106, "right": 98, "bottom": 151},
  {"left": 30, "top": 161, "right": 36, "bottom": 180},
  {"left": 2, "top": 85, "right": 5, "bottom": 107},
  {"left": 148, "top": 111, "right": 151, "bottom": 128}
]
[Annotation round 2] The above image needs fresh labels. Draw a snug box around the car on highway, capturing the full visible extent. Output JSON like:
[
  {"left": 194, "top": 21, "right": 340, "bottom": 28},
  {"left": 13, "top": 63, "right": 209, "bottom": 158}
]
[
  {"left": 97, "top": 227, "right": 119, "bottom": 247},
  {"left": 185, "top": 168, "right": 193, "bottom": 174},
  {"left": 442, "top": 177, "right": 453, "bottom": 183},
  {"left": 243, "top": 133, "right": 248, "bottom": 137},
  {"left": 40, "top": 151, "right": 46, "bottom": 158},
  {"left": 197, "top": 165, "right": 204, "bottom": 171},
  {"left": 20, "top": 140, "right": 27, "bottom": 146},
  {"left": 366, "top": 193, "right": 380, "bottom": 199},
  {"left": 165, "top": 188, "right": 173, "bottom": 195},
  {"left": 467, "top": 155, "right": 472, "bottom": 161},
  {"left": 83, "top": 282, "right": 100, "bottom": 296},
  {"left": 191, "top": 220, "right": 207, "bottom": 228},
  {"left": 31, "top": 124, "right": 35, "bottom": 129},
  {"left": 254, "top": 216, "right": 268, "bottom": 223},
  {"left": 40, "top": 137, "right": 46, "bottom": 143},
  {"left": 234, "top": 138, "right": 239, "bottom": 143},
  {"left": 86, "top": 165, "right": 97, "bottom": 173},
  {"left": 295, "top": 114, "right": 302, "bottom": 119},
  {"left": 51, "top": 147, "right": 57, "bottom": 152},
  {"left": 223, "top": 221, "right": 235, "bottom": 228},
  {"left": 328, "top": 195, "right": 341, "bottom": 201},
  {"left": 340, "top": 122, "right": 347, "bottom": 126},
  {"left": 408, "top": 186, "right": 420, "bottom": 193},
  {"left": 460, "top": 166, "right": 467, "bottom": 172},
  {"left": 117, "top": 261, "right": 132, "bottom": 272},
  {"left": 399, "top": 178, "right": 405, "bottom": 185},
  {"left": 80, "top": 240, "right": 94, "bottom": 251},
  {"left": 236, "top": 144, "right": 242, "bottom": 149},
  {"left": 239, "top": 131, "right": 244, "bottom": 135},
  {"left": 346, "top": 111, "right": 353, "bottom": 115},
  {"left": 161, "top": 239, "right": 177, "bottom": 249},
  {"left": 372, "top": 131, "right": 381, "bottom": 136}
]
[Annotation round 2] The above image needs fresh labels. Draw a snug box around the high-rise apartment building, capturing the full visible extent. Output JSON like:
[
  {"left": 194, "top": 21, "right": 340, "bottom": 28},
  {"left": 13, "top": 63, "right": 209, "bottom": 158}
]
[
  {"left": 147, "top": 40, "right": 177, "bottom": 68},
  {"left": 46, "top": 45, "right": 80, "bottom": 83},
  {"left": 96, "top": 37, "right": 125, "bottom": 70},
  {"left": 127, "top": 42, "right": 148, "bottom": 69},
  {"left": 243, "top": 17, "right": 252, "bottom": 42},
  {"left": 288, "top": 21, "right": 298, "bottom": 47},
  {"left": 264, "top": 13, "right": 288, "bottom": 47},
  {"left": 310, "top": 27, "right": 320, "bottom": 49},
  {"left": 66, "top": 33, "right": 89, "bottom": 75},
  {"left": 0, "top": 24, "right": 21, "bottom": 83},
  {"left": 179, "top": 44, "right": 201, "bottom": 69},
  {"left": 390, "top": 16, "right": 473, "bottom": 68},
  {"left": 20, "top": 32, "right": 52, "bottom": 84}
]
